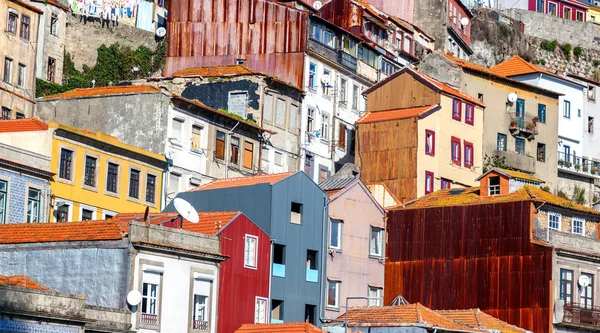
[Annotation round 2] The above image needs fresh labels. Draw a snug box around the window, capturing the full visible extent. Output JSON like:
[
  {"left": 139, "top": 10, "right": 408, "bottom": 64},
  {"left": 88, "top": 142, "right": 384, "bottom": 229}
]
[
  {"left": 305, "top": 304, "right": 316, "bottom": 325},
  {"left": 590, "top": 117, "right": 595, "bottom": 133},
  {"left": 6, "top": 11, "right": 17, "bottom": 34},
  {"left": 215, "top": 131, "right": 225, "bottom": 160},
  {"left": 4, "top": 58, "right": 13, "bottom": 84},
  {"left": 465, "top": 103, "right": 474, "bottom": 125},
  {"left": 20, "top": 15, "right": 29, "bottom": 40},
  {"left": 228, "top": 91, "right": 248, "bottom": 117},
  {"left": 168, "top": 173, "right": 180, "bottom": 196},
  {"left": 274, "top": 151, "right": 283, "bottom": 166},
  {"left": 321, "top": 113, "right": 330, "bottom": 139},
  {"left": 255, "top": 297, "right": 268, "bottom": 324},
  {"left": 589, "top": 85, "right": 596, "bottom": 101},
  {"left": 563, "top": 100, "right": 571, "bottom": 118},
  {"left": 352, "top": 85, "right": 359, "bottom": 111},
  {"left": 515, "top": 137, "right": 525, "bottom": 156},
  {"left": 84, "top": 156, "right": 97, "bottom": 187},
  {"left": 309, "top": 62, "right": 317, "bottom": 89},
  {"left": 537, "top": 0, "right": 544, "bottom": 12},
  {"left": 452, "top": 99, "right": 462, "bottom": 121},
  {"left": 451, "top": 137, "right": 461, "bottom": 165},
  {"left": 578, "top": 109, "right": 581, "bottom": 117},
  {"left": 273, "top": 244, "right": 286, "bottom": 277},
  {"left": 368, "top": 286, "right": 383, "bottom": 306},
  {"left": 0, "top": 180, "right": 6, "bottom": 223},
  {"left": 59, "top": 149, "right": 73, "bottom": 180},
  {"left": 146, "top": 174, "right": 156, "bottom": 203},
  {"left": 307, "top": 108, "right": 315, "bottom": 133},
  {"left": 243, "top": 141, "right": 254, "bottom": 169},
  {"left": 289, "top": 104, "right": 299, "bottom": 132},
  {"left": 275, "top": 98, "right": 286, "bottom": 127},
  {"left": 322, "top": 69, "right": 331, "bottom": 96},
  {"left": 549, "top": 3, "right": 557, "bottom": 16},
  {"left": 338, "top": 123, "right": 346, "bottom": 150},
  {"left": 129, "top": 169, "right": 140, "bottom": 199},
  {"left": 538, "top": 104, "right": 546, "bottom": 123},
  {"left": 291, "top": 202, "right": 302, "bottom": 224},
  {"left": 339, "top": 78, "right": 347, "bottom": 106},
  {"left": 17, "top": 63, "right": 25, "bottom": 88},
  {"left": 564, "top": 7, "right": 571, "bottom": 20},
  {"left": 537, "top": 143, "right": 546, "bottom": 162},
  {"left": 27, "top": 188, "right": 41, "bottom": 223},
  {"left": 319, "top": 165, "right": 329, "bottom": 182},
  {"left": 441, "top": 178, "right": 452, "bottom": 189},
  {"left": 306, "top": 250, "right": 317, "bottom": 270},
  {"left": 560, "top": 269, "right": 573, "bottom": 304},
  {"left": 15, "top": 112, "right": 23, "bottom": 119},
  {"left": 572, "top": 217, "right": 585, "bottom": 235},
  {"left": 327, "top": 280, "right": 340, "bottom": 308},
  {"left": 330, "top": 219, "right": 342, "bottom": 250},
  {"left": 142, "top": 272, "right": 161, "bottom": 324},
  {"left": 478, "top": 93, "right": 484, "bottom": 102},
  {"left": 106, "top": 163, "right": 119, "bottom": 193},
  {"left": 192, "top": 279, "right": 211, "bottom": 330},
  {"left": 425, "top": 171, "right": 434, "bottom": 194},
  {"left": 464, "top": 141, "right": 474, "bottom": 168},
  {"left": 244, "top": 235, "right": 258, "bottom": 269},
  {"left": 50, "top": 13, "right": 58, "bottom": 36},
  {"left": 271, "top": 300, "right": 284, "bottom": 322},
  {"left": 425, "top": 130, "right": 435, "bottom": 156},
  {"left": 263, "top": 93, "right": 273, "bottom": 122},
  {"left": 581, "top": 273, "right": 594, "bottom": 309},
  {"left": 488, "top": 176, "right": 500, "bottom": 196},
  {"left": 104, "top": 213, "right": 115, "bottom": 219},
  {"left": 370, "top": 226, "right": 384, "bottom": 257},
  {"left": 549, "top": 212, "right": 561, "bottom": 230},
  {"left": 56, "top": 204, "right": 69, "bottom": 222},
  {"left": 191, "top": 125, "right": 202, "bottom": 151},
  {"left": 47, "top": 58, "right": 56, "bottom": 83},
  {"left": 81, "top": 208, "right": 93, "bottom": 221},
  {"left": 1, "top": 107, "right": 10, "bottom": 119},
  {"left": 497, "top": 133, "right": 507, "bottom": 151},
  {"left": 229, "top": 137, "right": 240, "bottom": 164},
  {"left": 171, "top": 118, "right": 183, "bottom": 144}
]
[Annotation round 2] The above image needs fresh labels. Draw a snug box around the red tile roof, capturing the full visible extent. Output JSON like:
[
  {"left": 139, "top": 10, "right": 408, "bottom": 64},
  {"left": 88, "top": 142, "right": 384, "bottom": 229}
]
[
  {"left": 40, "top": 85, "right": 162, "bottom": 100},
  {"left": 438, "top": 309, "right": 529, "bottom": 333},
  {"left": 236, "top": 323, "right": 327, "bottom": 333},
  {"left": 189, "top": 172, "right": 296, "bottom": 192},
  {"left": 356, "top": 105, "right": 439, "bottom": 124},
  {"left": 0, "top": 275, "right": 49, "bottom": 291},
  {"left": 113, "top": 211, "right": 240, "bottom": 235},
  {"left": 490, "top": 55, "right": 556, "bottom": 77},
  {"left": 0, "top": 118, "right": 48, "bottom": 132},
  {"left": 171, "top": 65, "right": 254, "bottom": 77},
  {"left": 0, "top": 220, "right": 129, "bottom": 244}
]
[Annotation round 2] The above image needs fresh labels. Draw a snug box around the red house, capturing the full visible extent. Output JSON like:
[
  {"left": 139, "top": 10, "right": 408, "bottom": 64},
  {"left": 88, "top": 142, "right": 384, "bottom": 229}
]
[
  {"left": 515, "top": 0, "right": 589, "bottom": 21},
  {"left": 115, "top": 211, "right": 271, "bottom": 333}
]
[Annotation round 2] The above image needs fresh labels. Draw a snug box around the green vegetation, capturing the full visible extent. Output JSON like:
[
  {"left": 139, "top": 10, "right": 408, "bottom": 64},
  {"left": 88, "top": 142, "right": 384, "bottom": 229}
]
[
  {"left": 540, "top": 186, "right": 551, "bottom": 192},
  {"left": 540, "top": 39, "right": 558, "bottom": 52},
  {"left": 573, "top": 46, "right": 583, "bottom": 59},
  {"left": 594, "top": 60, "right": 600, "bottom": 67},
  {"left": 532, "top": 59, "right": 546, "bottom": 66},
  {"left": 572, "top": 185, "right": 587, "bottom": 205},
  {"left": 482, "top": 154, "right": 509, "bottom": 173},
  {"left": 560, "top": 43, "right": 572, "bottom": 59},
  {"left": 217, "top": 109, "right": 258, "bottom": 125}
]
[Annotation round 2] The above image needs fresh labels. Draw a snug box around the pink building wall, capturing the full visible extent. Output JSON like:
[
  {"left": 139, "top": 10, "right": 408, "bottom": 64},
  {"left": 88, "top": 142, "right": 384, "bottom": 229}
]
[
  {"left": 367, "top": 0, "right": 414, "bottom": 24},
  {"left": 527, "top": 0, "right": 588, "bottom": 21}
]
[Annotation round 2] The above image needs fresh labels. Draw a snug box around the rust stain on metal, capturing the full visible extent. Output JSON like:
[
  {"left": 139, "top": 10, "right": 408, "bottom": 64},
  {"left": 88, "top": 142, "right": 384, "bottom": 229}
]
[{"left": 386, "top": 201, "right": 552, "bottom": 333}]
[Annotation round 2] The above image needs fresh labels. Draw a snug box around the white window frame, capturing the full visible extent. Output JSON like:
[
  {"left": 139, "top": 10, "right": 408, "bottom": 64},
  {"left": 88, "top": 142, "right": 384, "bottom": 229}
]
[
  {"left": 572, "top": 217, "right": 585, "bottom": 235},
  {"left": 370, "top": 226, "right": 384, "bottom": 257},
  {"left": 329, "top": 219, "right": 342, "bottom": 250},
  {"left": 244, "top": 234, "right": 258, "bottom": 269},
  {"left": 549, "top": 212, "right": 561, "bottom": 231},
  {"left": 254, "top": 297, "right": 268, "bottom": 323},
  {"left": 170, "top": 117, "right": 184, "bottom": 146},
  {"left": 327, "top": 279, "right": 340, "bottom": 308},
  {"left": 368, "top": 286, "right": 383, "bottom": 306},
  {"left": 141, "top": 271, "right": 161, "bottom": 318},
  {"left": 79, "top": 204, "right": 97, "bottom": 221},
  {"left": 26, "top": 186, "right": 42, "bottom": 223}
]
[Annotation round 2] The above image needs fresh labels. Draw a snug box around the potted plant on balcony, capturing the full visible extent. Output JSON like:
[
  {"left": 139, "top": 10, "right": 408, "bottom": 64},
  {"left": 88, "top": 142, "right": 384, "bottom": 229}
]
[
  {"left": 532, "top": 116, "right": 539, "bottom": 124},
  {"left": 559, "top": 159, "right": 565, "bottom": 166},
  {"left": 584, "top": 165, "right": 589, "bottom": 172},
  {"left": 566, "top": 161, "right": 573, "bottom": 168},
  {"left": 510, "top": 120, "right": 518, "bottom": 128},
  {"left": 575, "top": 163, "right": 581, "bottom": 171},
  {"left": 592, "top": 167, "right": 598, "bottom": 175},
  {"left": 526, "top": 123, "right": 536, "bottom": 132}
]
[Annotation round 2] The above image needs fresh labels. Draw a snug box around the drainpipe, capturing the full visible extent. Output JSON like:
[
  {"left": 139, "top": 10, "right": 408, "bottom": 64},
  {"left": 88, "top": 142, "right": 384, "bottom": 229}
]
[
  {"left": 268, "top": 238, "right": 274, "bottom": 323},
  {"left": 225, "top": 122, "right": 240, "bottom": 179},
  {"left": 319, "top": 195, "right": 331, "bottom": 325}
]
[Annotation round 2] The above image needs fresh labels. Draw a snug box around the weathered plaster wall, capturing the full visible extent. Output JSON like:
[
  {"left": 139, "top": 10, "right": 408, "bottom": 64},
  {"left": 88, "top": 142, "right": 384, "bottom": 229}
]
[{"left": 412, "top": 0, "right": 447, "bottom": 54}]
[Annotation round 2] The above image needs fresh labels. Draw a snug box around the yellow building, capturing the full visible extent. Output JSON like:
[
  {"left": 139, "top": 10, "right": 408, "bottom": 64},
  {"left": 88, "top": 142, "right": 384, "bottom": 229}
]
[
  {"left": 588, "top": 5, "right": 600, "bottom": 24},
  {"left": 0, "top": 119, "right": 167, "bottom": 222}
]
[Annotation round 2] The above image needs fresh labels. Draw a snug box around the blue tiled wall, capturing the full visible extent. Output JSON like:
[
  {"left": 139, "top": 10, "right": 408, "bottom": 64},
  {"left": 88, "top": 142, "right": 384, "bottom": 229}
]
[
  {"left": 0, "top": 318, "right": 79, "bottom": 333},
  {"left": 0, "top": 168, "right": 50, "bottom": 223}
]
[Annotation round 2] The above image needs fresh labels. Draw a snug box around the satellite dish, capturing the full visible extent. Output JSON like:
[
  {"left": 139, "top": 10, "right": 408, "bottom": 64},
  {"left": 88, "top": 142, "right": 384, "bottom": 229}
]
[
  {"left": 507, "top": 92, "right": 518, "bottom": 103},
  {"left": 460, "top": 17, "right": 470, "bottom": 26},
  {"left": 127, "top": 290, "right": 142, "bottom": 306},
  {"left": 579, "top": 275, "right": 591, "bottom": 288},
  {"left": 156, "top": 27, "right": 166, "bottom": 37},
  {"left": 173, "top": 198, "right": 199, "bottom": 223},
  {"left": 313, "top": 0, "right": 323, "bottom": 10}
]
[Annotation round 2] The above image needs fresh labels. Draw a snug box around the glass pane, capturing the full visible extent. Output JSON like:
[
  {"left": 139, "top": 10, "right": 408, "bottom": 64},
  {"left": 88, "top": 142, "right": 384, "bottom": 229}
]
[{"left": 330, "top": 221, "right": 339, "bottom": 248}]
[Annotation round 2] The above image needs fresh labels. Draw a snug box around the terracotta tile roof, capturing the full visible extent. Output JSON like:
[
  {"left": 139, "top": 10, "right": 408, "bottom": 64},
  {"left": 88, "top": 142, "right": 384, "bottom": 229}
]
[
  {"left": 490, "top": 56, "right": 583, "bottom": 88},
  {"left": 0, "top": 275, "right": 49, "bottom": 291},
  {"left": 356, "top": 105, "right": 439, "bottom": 124},
  {"left": 188, "top": 172, "right": 296, "bottom": 192},
  {"left": 0, "top": 220, "right": 130, "bottom": 244},
  {"left": 113, "top": 211, "right": 240, "bottom": 235},
  {"left": 339, "top": 303, "right": 484, "bottom": 332},
  {"left": 40, "top": 85, "right": 162, "bottom": 100},
  {"left": 0, "top": 118, "right": 48, "bottom": 132},
  {"left": 438, "top": 309, "right": 529, "bottom": 333},
  {"left": 171, "top": 65, "right": 254, "bottom": 77},
  {"left": 525, "top": 185, "right": 600, "bottom": 215},
  {"left": 9, "top": 0, "right": 44, "bottom": 14},
  {"left": 474, "top": 168, "right": 544, "bottom": 183},
  {"left": 236, "top": 322, "right": 327, "bottom": 333}
]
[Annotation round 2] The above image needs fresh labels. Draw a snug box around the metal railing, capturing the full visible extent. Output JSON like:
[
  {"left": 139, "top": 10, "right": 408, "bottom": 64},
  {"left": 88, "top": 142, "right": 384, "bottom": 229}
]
[
  {"left": 557, "top": 152, "right": 599, "bottom": 177},
  {"left": 509, "top": 112, "right": 538, "bottom": 135},
  {"left": 193, "top": 320, "right": 209, "bottom": 330},
  {"left": 564, "top": 303, "right": 600, "bottom": 326},
  {"left": 140, "top": 313, "right": 158, "bottom": 326}
]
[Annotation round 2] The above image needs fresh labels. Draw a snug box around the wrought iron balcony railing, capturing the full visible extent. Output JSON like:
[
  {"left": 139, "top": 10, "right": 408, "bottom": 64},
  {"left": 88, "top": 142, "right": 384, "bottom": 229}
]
[{"left": 564, "top": 303, "right": 600, "bottom": 327}]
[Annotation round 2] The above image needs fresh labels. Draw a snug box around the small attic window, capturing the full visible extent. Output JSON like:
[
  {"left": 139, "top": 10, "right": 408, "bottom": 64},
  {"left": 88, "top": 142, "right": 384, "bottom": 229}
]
[{"left": 489, "top": 176, "right": 501, "bottom": 196}]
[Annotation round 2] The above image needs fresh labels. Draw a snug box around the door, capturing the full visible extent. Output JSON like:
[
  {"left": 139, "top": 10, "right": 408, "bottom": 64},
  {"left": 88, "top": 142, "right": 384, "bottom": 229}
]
[
  {"left": 516, "top": 99, "right": 525, "bottom": 128},
  {"left": 564, "top": 145, "right": 571, "bottom": 163}
]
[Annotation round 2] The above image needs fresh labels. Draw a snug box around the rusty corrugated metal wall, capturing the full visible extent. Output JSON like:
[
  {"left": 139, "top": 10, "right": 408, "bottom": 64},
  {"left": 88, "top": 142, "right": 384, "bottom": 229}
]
[
  {"left": 386, "top": 201, "right": 553, "bottom": 333},
  {"left": 165, "top": 0, "right": 309, "bottom": 88}
]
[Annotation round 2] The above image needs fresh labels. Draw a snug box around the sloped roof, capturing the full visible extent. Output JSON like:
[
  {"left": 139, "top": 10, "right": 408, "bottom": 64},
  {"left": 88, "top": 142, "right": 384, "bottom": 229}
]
[
  {"left": 113, "top": 211, "right": 240, "bottom": 235},
  {"left": 0, "top": 275, "right": 50, "bottom": 291},
  {"left": 0, "top": 118, "right": 49, "bottom": 132},
  {"left": 39, "top": 85, "right": 162, "bottom": 100},
  {"left": 490, "top": 56, "right": 583, "bottom": 88},
  {"left": 438, "top": 309, "right": 530, "bottom": 333},
  {"left": 356, "top": 105, "right": 439, "bottom": 124},
  {"left": 236, "top": 322, "right": 326, "bottom": 333},
  {"left": 474, "top": 168, "right": 544, "bottom": 183},
  {"left": 319, "top": 177, "right": 357, "bottom": 191},
  {"left": 339, "top": 303, "right": 484, "bottom": 332},
  {"left": 188, "top": 172, "right": 296, "bottom": 192},
  {"left": 171, "top": 65, "right": 254, "bottom": 77},
  {"left": 0, "top": 220, "right": 130, "bottom": 244}
]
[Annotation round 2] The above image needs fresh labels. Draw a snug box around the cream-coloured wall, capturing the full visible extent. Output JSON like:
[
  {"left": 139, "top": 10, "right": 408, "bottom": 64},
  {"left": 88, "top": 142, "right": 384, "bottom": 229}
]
[
  {"left": 416, "top": 95, "right": 483, "bottom": 197},
  {"left": 0, "top": 130, "right": 53, "bottom": 156},
  {"left": 461, "top": 74, "right": 560, "bottom": 191}
]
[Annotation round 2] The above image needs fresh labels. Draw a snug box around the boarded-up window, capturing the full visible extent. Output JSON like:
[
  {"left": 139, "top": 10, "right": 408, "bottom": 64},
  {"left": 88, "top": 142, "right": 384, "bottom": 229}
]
[
  {"left": 230, "top": 137, "right": 240, "bottom": 164},
  {"left": 215, "top": 131, "right": 225, "bottom": 160},
  {"left": 191, "top": 125, "right": 202, "bottom": 151},
  {"left": 275, "top": 98, "right": 286, "bottom": 127},
  {"left": 228, "top": 91, "right": 248, "bottom": 117},
  {"left": 244, "top": 141, "right": 253, "bottom": 169},
  {"left": 264, "top": 93, "right": 273, "bottom": 122},
  {"left": 289, "top": 104, "right": 298, "bottom": 131},
  {"left": 338, "top": 123, "right": 346, "bottom": 150}
]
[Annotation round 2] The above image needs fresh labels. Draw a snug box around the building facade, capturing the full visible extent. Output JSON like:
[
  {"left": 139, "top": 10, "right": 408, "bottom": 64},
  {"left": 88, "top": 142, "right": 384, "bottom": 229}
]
[
  {"left": 31, "top": 0, "right": 68, "bottom": 85},
  {"left": 496, "top": 0, "right": 589, "bottom": 21},
  {"left": 1, "top": 0, "right": 41, "bottom": 119}
]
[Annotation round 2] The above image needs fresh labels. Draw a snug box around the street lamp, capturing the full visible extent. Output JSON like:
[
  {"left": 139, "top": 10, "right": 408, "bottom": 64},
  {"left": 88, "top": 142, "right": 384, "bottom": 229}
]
[{"left": 344, "top": 296, "right": 381, "bottom": 333}]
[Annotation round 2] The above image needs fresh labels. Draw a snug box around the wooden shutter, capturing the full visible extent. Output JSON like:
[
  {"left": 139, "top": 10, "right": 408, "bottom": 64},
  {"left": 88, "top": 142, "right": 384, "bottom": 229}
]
[
  {"left": 338, "top": 123, "right": 346, "bottom": 149},
  {"left": 243, "top": 141, "right": 253, "bottom": 169}
]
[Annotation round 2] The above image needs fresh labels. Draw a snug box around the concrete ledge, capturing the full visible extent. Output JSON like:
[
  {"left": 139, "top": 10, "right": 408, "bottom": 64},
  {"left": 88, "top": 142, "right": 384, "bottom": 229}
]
[{"left": 493, "top": 149, "right": 536, "bottom": 174}]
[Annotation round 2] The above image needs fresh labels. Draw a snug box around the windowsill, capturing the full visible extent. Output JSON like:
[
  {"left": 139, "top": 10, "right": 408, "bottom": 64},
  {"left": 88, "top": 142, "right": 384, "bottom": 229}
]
[
  {"left": 170, "top": 142, "right": 183, "bottom": 150},
  {"left": 127, "top": 196, "right": 141, "bottom": 204},
  {"left": 145, "top": 201, "right": 157, "bottom": 208},
  {"left": 322, "top": 94, "right": 332, "bottom": 100},
  {"left": 425, "top": 153, "right": 434, "bottom": 157},
  {"left": 368, "top": 254, "right": 384, "bottom": 260},
  {"left": 138, "top": 322, "right": 160, "bottom": 331},
  {"left": 190, "top": 149, "right": 204, "bottom": 156},
  {"left": 320, "top": 139, "right": 329, "bottom": 145},
  {"left": 336, "top": 147, "right": 347, "bottom": 152},
  {"left": 56, "top": 177, "right": 74, "bottom": 186},
  {"left": 104, "top": 190, "right": 120, "bottom": 198},
  {"left": 329, "top": 247, "right": 342, "bottom": 253},
  {"left": 326, "top": 306, "right": 341, "bottom": 312},
  {"left": 81, "top": 184, "right": 98, "bottom": 192},
  {"left": 244, "top": 264, "right": 258, "bottom": 270}
]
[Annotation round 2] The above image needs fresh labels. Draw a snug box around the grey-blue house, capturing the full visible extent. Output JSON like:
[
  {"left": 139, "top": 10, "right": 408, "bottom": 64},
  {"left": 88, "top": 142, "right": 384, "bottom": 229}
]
[{"left": 165, "top": 171, "right": 329, "bottom": 325}]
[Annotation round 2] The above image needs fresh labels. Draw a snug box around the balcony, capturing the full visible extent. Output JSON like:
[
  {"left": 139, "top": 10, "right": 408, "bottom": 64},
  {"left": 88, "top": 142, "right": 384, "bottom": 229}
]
[
  {"left": 306, "top": 268, "right": 318, "bottom": 283},
  {"left": 549, "top": 230, "right": 600, "bottom": 256},
  {"left": 557, "top": 152, "right": 599, "bottom": 179},
  {"left": 493, "top": 150, "right": 536, "bottom": 174},
  {"left": 193, "top": 320, "right": 209, "bottom": 331},
  {"left": 140, "top": 313, "right": 158, "bottom": 326},
  {"left": 273, "top": 263, "right": 285, "bottom": 278},
  {"left": 307, "top": 39, "right": 338, "bottom": 64},
  {"left": 563, "top": 303, "right": 600, "bottom": 328},
  {"left": 338, "top": 50, "right": 357, "bottom": 72},
  {"left": 509, "top": 113, "right": 538, "bottom": 139},
  {"left": 357, "top": 60, "right": 378, "bottom": 82}
]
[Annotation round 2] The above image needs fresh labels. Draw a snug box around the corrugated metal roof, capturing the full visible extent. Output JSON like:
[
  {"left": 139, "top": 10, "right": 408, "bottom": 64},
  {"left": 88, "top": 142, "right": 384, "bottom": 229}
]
[{"left": 319, "top": 177, "right": 356, "bottom": 191}]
